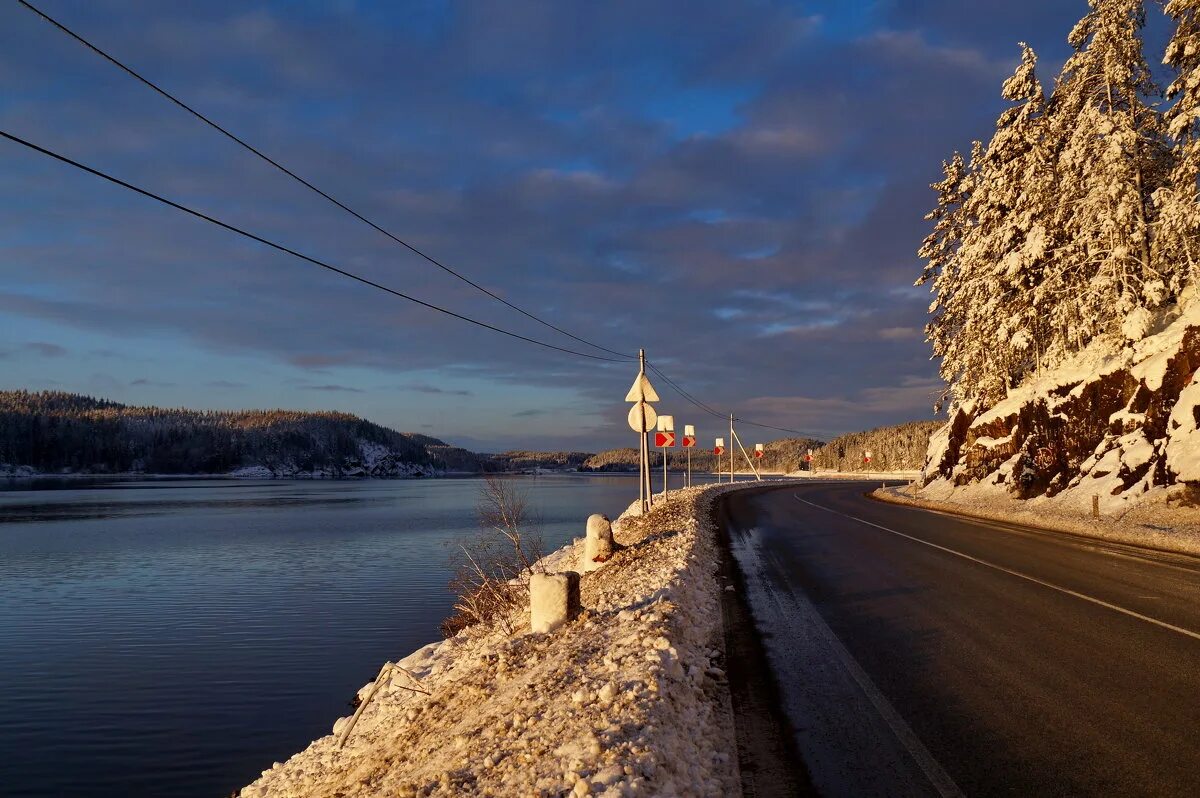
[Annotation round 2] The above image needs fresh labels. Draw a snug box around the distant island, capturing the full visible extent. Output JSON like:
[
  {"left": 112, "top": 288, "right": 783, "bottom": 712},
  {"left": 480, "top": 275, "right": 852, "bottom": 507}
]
[{"left": 0, "top": 390, "right": 930, "bottom": 478}]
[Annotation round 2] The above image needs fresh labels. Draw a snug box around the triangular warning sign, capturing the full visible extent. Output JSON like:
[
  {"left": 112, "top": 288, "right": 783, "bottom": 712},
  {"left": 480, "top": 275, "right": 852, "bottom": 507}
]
[{"left": 624, "top": 372, "right": 660, "bottom": 403}]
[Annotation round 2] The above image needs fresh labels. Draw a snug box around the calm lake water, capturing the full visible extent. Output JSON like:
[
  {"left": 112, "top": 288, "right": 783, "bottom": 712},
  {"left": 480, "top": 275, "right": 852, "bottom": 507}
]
[{"left": 0, "top": 473, "right": 658, "bottom": 798}]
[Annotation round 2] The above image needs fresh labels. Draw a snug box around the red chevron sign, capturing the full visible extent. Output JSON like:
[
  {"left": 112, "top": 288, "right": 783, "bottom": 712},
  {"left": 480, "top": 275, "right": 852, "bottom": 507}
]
[
  {"left": 713, "top": 445, "right": 725, "bottom": 456},
  {"left": 655, "top": 431, "right": 676, "bottom": 447},
  {"left": 682, "top": 435, "right": 696, "bottom": 448}
]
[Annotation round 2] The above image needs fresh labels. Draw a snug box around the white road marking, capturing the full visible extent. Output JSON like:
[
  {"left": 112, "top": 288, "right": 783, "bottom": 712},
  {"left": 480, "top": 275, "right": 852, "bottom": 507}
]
[{"left": 795, "top": 494, "right": 1200, "bottom": 644}]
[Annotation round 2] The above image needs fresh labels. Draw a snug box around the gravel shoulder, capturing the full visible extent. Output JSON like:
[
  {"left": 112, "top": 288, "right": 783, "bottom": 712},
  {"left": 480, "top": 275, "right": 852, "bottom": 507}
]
[{"left": 239, "top": 483, "right": 773, "bottom": 798}]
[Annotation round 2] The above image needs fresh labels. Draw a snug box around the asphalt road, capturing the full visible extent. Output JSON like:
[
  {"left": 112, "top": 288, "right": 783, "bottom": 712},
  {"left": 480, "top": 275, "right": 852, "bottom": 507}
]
[{"left": 723, "top": 481, "right": 1200, "bottom": 798}]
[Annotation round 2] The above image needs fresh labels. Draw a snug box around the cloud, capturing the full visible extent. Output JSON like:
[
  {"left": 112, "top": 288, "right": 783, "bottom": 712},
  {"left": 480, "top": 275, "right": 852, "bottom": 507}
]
[
  {"left": 207, "top": 379, "right": 247, "bottom": 388},
  {"left": 513, "top": 409, "right": 548, "bottom": 418},
  {"left": 400, "top": 383, "right": 473, "bottom": 396},
  {"left": 130, "top": 378, "right": 177, "bottom": 387},
  {"left": 0, "top": 0, "right": 1073, "bottom": 445},
  {"left": 26, "top": 341, "right": 68, "bottom": 357},
  {"left": 299, "top": 384, "right": 365, "bottom": 393},
  {"left": 879, "top": 326, "right": 922, "bottom": 341}
]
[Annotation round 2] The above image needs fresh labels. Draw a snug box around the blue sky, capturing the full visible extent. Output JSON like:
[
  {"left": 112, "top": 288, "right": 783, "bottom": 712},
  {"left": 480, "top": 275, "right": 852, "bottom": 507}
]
[{"left": 0, "top": 1, "right": 1156, "bottom": 450}]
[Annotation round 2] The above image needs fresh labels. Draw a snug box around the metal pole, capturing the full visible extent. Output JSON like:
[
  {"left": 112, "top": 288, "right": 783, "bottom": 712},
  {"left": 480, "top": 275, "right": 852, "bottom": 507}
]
[
  {"left": 729, "top": 413, "right": 734, "bottom": 483},
  {"left": 687, "top": 446, "right": 692, "bottom": 488},
  {"left": 662, "top": 445, "right": 668, "bottom": 499},
  {"left": 732, "top": 429, "right": 762, "bottom": 481},
  {"left": 638, "top": 349, "right": 651, "bottom": 512}
]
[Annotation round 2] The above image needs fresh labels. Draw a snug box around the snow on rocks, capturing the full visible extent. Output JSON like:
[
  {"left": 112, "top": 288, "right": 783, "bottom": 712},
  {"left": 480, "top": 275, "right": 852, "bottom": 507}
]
[
  {"left": 238, "top": 483, "right": 748, "bottom": 798},
  {"left": 919, "top": 299, "right": 1200, "bottom": 529}
]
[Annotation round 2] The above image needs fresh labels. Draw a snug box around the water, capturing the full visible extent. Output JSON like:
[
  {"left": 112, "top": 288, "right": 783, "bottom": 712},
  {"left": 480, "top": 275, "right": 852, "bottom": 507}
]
[{"left": 0, "top": 474, "right": 645, "bottom": 798}]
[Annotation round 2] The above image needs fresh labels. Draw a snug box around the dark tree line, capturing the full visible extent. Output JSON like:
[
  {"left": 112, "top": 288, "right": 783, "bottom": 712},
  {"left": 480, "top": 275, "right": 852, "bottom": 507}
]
[{"left": 0, "top": 390, "right": 436, "bottom": 475}]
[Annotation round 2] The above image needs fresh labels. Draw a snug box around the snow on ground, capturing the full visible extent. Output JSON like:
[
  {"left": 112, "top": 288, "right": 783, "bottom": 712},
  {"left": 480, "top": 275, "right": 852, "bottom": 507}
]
[
  {"left": 879, "top": 482, "right": 1200, "bottom": 557},
  {"left": 239, "top": 483, "right": 756, "bottom": 798}
]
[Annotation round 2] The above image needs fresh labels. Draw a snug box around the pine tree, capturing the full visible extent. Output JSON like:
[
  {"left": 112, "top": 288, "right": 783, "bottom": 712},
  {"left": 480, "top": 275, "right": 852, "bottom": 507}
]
[
  {"left": 1045, "top": 0, "right": 1168, "bottom": 350},
  {"left": 921, "top": 45, "right": 1052, "bottom": 409},
  {"left": 1159, "top": 0, "right": 1200, "bottom": 292},
  {"left": 917, "top": 150, "right": 971, "bottom": 411}
]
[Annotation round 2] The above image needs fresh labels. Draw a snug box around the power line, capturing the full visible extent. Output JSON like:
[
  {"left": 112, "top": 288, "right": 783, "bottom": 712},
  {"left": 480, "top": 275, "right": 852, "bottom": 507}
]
[
  {"left": 16, "top": 0, "right": 637, "bottom": 362},
  {"left": 646, "top": 360, "right": 821, "bottom": 439},
  {"left": 733, "top": 418, "right": 821, "bottom": 439},
  {"left": 0, "top": 129, "right": 628, "bottom": 364},
  {"left": 646, "top": 362, "right": 724, "bottom": 420}
]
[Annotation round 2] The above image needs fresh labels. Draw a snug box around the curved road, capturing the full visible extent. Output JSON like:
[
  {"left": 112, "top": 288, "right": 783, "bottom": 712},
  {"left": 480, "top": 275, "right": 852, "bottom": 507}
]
[{"left": 723, "top": 481, "right": 1200, "bottom": 797}]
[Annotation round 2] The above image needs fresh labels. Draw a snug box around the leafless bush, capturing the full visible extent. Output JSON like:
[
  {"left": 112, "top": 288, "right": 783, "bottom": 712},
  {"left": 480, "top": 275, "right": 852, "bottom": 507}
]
[{"left": 442, "top": 475, "right": 544, "bottom": 637}]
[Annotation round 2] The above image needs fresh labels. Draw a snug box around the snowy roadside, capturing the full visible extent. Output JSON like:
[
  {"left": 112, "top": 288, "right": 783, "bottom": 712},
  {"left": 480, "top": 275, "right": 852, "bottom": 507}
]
[
  {"left": 238, "top": 482, "right": 763, "bottom": 798},
  {"left": 874, "top": 482, "right": 1200, "bottom": 557}
]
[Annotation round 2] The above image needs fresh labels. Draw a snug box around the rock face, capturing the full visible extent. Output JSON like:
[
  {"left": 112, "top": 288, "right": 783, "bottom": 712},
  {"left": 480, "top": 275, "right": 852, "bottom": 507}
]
[{"left": 921, "top": 301, "right": 1200, "bottom": 510}]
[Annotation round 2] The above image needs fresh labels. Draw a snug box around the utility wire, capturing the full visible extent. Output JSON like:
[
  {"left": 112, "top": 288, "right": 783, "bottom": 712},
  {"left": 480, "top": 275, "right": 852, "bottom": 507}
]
[
  {"left": 647, "top": 360, "right": 821, "bottom": 438},
  {"left": 0, "top": 129, "right": 627, "bottom": 364},
  {"left": 16, "top": 0, "right": 637, "bottom": 362},
  {"left": 12, "top": 0, "right": 822, "bottom": 434}
]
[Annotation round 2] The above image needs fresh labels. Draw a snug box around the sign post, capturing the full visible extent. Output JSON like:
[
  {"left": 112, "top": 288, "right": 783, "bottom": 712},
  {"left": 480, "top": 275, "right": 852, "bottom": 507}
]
[
  {"left": 714, "top": 438, "right": 725, "bottom": 477},
  {"left": 625, "top": 349, "right": 660, "bottom": 514},
  {"left": 683, "top": 424, "right": 696, "bottom": 487},
  {"left": 729, "top": 414, "right": 735, "bottom": 483},
  {"left": 656, "top": 415, "right": 675, "bottom": 499},
  {"left": 864, "top": 450, "right": 872, "bottom": 476}
]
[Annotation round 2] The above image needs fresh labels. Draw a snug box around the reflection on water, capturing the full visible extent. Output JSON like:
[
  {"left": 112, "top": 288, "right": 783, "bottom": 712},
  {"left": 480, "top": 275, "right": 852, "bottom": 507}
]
[{"left": 0, "top": 474, "right": 642, "bottom": 798}]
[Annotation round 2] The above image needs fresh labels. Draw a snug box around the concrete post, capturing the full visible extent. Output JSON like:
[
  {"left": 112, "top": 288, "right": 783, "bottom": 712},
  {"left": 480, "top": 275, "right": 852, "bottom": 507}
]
[
  {"left": 530, "top": 572, "right": 580, "bottom": 633},
  {"left": 582, "top": 514, "right": 615, "bottom": 572}
]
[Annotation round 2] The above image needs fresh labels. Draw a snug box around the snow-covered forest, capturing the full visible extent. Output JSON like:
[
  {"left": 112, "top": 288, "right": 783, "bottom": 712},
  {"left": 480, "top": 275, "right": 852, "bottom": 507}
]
[
  {"left": 810, "top": 421, "right": 942, "bottom": 473},
  {"left": 918, "top": 0, "right": 1200, "bottom": 508},
  {"left": 920, "top": 0, "right": 1200, "bottom": 410}
]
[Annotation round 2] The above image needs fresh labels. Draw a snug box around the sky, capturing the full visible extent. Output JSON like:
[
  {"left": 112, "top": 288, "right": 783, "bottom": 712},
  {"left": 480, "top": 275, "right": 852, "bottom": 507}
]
[{"left": 0, "top": 1, "right": 1171, "bottom": 451}]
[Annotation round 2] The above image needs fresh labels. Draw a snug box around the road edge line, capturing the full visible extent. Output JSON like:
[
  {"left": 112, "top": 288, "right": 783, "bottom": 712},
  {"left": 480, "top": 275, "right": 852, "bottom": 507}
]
[{"left": 796, "top": 494, "right": 1200, "bottom": 644}]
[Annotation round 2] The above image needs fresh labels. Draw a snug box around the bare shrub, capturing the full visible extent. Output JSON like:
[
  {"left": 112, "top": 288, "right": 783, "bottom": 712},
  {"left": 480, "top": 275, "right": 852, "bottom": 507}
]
[{"left": 442, "top": 476, "right": 544, "bottom": 636}]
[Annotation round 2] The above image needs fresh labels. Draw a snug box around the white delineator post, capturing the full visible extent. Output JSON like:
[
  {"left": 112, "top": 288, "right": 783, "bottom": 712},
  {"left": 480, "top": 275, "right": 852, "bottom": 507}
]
[
  {"left": 684, "top": 423, "right": 695, "bottom": 487},
  {"left": 581, "top": 513, "right": 615, "bottom": 572},
  {"left": 530, "top": 571, "right": 581, "bottom": 633}
]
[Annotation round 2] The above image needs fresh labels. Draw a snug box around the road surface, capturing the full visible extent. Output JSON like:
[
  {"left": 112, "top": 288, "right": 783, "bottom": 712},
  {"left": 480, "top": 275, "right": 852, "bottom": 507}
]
[{"left": 722, "top": 481, "right": 1200, "bottom": 797}]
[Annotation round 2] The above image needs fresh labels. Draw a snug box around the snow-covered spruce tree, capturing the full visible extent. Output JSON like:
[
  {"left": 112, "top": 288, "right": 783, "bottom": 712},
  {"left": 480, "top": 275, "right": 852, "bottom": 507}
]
[
  {"left": 917, "top": 150, "right": 971, "bottom": 411},
  {"left": 1158, "top": 0, "right": 1200, "bottom": 291},
  {"left": 1043, "top": 0, "right": 1170, "bottom": 352},
  {"left": 920, "top": 45, "right": 1052, "bottom": 409}
]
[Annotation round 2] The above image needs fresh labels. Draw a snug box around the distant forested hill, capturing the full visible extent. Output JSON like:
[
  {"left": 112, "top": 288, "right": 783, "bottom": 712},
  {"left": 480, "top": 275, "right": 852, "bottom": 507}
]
[
  {"left": 811, "top": 421, "right": 941, "bottom": 473},
  {"left": 0, "top": 390, "right": 442, "bottom": 477}
]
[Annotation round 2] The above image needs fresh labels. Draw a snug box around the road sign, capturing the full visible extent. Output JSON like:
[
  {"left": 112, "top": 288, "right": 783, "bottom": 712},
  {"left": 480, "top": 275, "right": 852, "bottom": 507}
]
[
  {"left": 864, "top": 450, "right": 872, "bottom": 463},
  {"left": 684, "top": 424, "right": 695, "bottom": 436},
  {"left": 714, "top": 437, "right": 725, "bottom": 456},
  {"left": 627, "top": 401, "right": 657, "bottom": 432},
  {"left": 656, "top": 415, "right": 675, "bottom": 433},
  {"left": 625, "top": 373, "right": 660, "bottom": 403},
  {"left": 655, "top": 431, "right": 676, "bottom": 447},
  {"left": 804, "top": 448, "right": 813, "bottom": 463},
  {"left": 754, "top": 443, "right": 764, "bottom": 459},
  {"left": 682, "top": 435, "right": 696, "bottom": 448}
]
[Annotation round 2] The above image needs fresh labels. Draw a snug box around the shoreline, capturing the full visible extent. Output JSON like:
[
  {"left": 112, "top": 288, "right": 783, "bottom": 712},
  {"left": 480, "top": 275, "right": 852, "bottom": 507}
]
[{"left": 237, "top": 481, "right": 779, "bottom": 797}]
